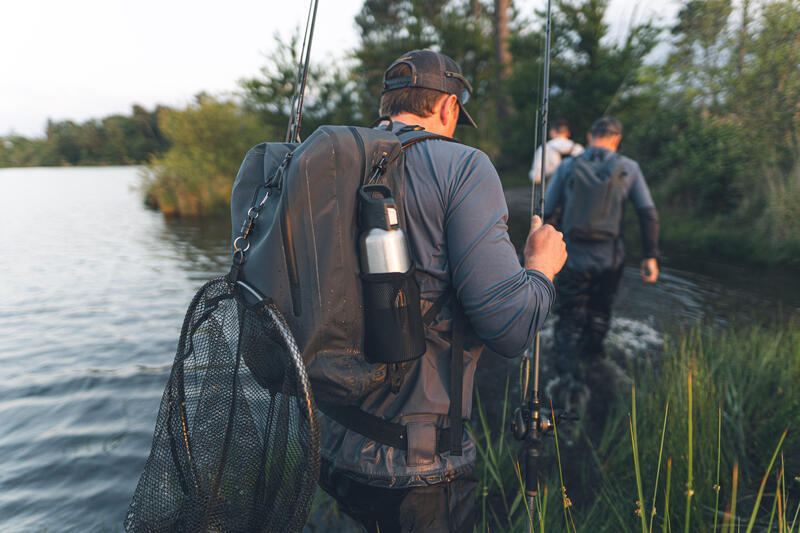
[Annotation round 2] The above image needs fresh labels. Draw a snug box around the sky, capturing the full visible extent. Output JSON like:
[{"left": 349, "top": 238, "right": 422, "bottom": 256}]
[{"left": 0, "top": 0, "right": 680, "bottom": 137}]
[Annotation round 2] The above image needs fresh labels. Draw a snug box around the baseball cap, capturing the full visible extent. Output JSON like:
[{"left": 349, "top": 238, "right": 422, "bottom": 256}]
[{"left": 381, "top": 49, "right": 477, "bottom": 128}]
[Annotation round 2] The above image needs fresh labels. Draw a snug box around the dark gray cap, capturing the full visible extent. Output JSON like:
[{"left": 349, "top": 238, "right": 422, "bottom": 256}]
[{"left": 381, "top": 49, "right": 477, "bottom": 128}]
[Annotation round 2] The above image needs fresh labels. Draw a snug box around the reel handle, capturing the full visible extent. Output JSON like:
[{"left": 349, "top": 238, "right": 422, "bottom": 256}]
[{"left": 525, "top": 438, "right": 542, "bottom": 497}]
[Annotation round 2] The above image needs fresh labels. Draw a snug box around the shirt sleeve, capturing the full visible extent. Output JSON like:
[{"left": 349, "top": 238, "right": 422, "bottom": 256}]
[
  {"left": 446, "top": 151, "right": 555, "bottom": 358},
  {"left": 627, "top": 162, "right": 655, "bottom": 209},
  {"left": 626, "top": 161, "right": 659, "bottom": 258}
]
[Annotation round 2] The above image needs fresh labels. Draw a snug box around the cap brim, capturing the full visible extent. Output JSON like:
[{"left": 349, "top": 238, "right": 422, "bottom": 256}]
[{"left": 457, "top": 102, "right": 477, "bottom": 128}]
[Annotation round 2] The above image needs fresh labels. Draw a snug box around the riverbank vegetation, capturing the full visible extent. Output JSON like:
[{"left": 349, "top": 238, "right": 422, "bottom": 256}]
[
  {"left": 0, "top": 104, "right": 171, "bottom": 167},
  {"left": 309, "top": 320, "right": 800, "bottom": 531},
  {"left": 467, "top": 320, "right": 800, "bottom": 531}
]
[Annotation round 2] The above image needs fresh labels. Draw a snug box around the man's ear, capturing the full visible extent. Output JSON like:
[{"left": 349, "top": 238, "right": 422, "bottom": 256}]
[{"left": 438, "top": 94, "right": 458, "bottom": 127}]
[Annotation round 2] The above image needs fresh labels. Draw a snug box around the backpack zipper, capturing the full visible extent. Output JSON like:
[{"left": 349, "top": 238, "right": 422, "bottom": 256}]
[
  {"left": 348, "top": 127, "right": 367, "bottom": 184},
  {"left": 275, "top": 152, "right": 302, "bottom": 317}
]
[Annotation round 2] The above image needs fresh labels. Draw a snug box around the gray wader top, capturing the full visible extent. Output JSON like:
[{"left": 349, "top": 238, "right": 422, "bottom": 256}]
[
  {"left": 544, "top": 146, "right": 659, "bottom": 273},
  {"left": 320, "top": 122, "right": 556, "bottom": 488}
]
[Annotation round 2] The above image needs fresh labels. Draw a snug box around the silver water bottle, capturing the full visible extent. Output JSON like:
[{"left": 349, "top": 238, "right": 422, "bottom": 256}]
[
  {"left": 358, "top": 184, "right": 426, "bottom": 364},
  {"left": 358, "top": 185, "right": 411, "bottom": 274}
]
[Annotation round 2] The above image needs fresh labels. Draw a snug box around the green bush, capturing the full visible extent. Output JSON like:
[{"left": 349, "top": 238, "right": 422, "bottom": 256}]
[{"left": 141, "top": 94, "right": 271, "bottom": 216}]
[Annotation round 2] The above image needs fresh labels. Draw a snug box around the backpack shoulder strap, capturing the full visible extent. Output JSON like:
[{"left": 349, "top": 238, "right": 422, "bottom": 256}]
[
  {"left": 563, "top": 153, "right": 582, "bottom": 178},
  {"left": 600, "top": 153, "right": 625, "bottom": 180}
]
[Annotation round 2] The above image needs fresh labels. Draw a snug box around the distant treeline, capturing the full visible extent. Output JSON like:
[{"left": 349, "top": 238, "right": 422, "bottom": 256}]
[{"left": 0, "top": 104, "right": 171, "bottom": 167}]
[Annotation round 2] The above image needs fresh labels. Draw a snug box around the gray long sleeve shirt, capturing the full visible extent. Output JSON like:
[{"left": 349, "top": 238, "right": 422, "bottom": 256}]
[{"left": 320, "top": 123, "right": 555, "bottom": 487}]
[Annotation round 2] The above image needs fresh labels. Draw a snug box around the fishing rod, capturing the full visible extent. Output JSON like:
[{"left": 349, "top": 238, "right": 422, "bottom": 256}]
[
  {"left": 511, "top": 0, "right": 558, "bottom": 530},
  {"left": 285, "top": 0, "right": 320, "bottom": 143}
]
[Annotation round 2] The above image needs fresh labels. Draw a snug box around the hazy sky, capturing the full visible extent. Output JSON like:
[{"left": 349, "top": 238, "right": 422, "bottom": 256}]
[{"left": 0, "top": 0, "right": 680, "bottom": 137}]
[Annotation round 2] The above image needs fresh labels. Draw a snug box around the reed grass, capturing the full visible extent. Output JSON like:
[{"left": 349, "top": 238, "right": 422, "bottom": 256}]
[
  {"left": 469, "top": 322, "right": 800, "bottom": 532},
  {"left": 629, "top": 387, "right": 648, "bottom": 533},
  {"left": 684, "top": 371, "right": 694, "bottom": 533}
]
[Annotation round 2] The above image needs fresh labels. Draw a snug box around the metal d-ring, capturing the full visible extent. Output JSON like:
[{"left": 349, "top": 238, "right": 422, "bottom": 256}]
[
  {"left": 233, "top": 236, "right": 251, "bottom": 253},
  {"left": 247, "top": 207, "right": 260, "bottom": 219}
]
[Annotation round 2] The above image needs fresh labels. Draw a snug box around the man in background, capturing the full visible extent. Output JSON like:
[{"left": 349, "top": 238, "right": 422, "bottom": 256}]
[
  {"left": 543, "top": 116, "right": 659, "bottom": 412},
  {"left": 529, "top": 118, "right": 584, "bottom": 184}
]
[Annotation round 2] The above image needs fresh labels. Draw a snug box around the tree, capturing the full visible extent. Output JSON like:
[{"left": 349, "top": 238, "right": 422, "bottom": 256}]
[
  {"left": 240, "top": 33, "right": 359, "bottom": 142},
  {"left": 494, "top": 0, "right": 513, "bottom": 121}
]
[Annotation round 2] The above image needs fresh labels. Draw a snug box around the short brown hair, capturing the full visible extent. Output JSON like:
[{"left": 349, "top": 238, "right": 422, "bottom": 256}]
[
  {"left": 379, "top": 63, "right": 446, "bottom": 117},
  {"left": 590, "top": 116, "right": 623, "bottom": 138},
  {"left": 551, "top": 118, "right": 570, "bottom": 134}
]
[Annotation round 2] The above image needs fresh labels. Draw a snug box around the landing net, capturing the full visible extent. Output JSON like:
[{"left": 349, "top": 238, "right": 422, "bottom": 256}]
[{"left": 125, "top": 275, "right": 319, "bottom": 532}]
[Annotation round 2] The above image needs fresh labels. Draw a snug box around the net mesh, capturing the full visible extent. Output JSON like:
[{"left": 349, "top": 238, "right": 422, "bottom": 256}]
[{"left": 125, "top": 275, "right": 319, "bottom": 533}]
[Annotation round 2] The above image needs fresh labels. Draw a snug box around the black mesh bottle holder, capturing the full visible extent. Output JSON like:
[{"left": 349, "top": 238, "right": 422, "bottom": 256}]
[
  {"left": 124, "top": 275, "right": 319, "bottom": 533},
  {"left": 361, "top": 268, "right": 426, "bottom": 364}
]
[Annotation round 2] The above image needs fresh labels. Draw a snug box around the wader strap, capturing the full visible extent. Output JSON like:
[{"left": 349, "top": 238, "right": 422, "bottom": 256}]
[
  {"left": 449, "top": 302, "right": 465, "bottom": 456},
  {"left": 422, "top": 291, "right": 452, "bottom": 327},
  {"left": 318, "top": 403, "right": 453, "bottom": 454}
]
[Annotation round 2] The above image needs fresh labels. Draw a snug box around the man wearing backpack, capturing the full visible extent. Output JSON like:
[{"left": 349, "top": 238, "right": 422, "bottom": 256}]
[
  {"left": 543, "top": 116, "right": 659, "bottom": 411},
  {"left": 317, "top": 50, "right": 567, "bottom": 533},
  {"left": 529, "top": 118, "right": 584, "bottom": 184}
]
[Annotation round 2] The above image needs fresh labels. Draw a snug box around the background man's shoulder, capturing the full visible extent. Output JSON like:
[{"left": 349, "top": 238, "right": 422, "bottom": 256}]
[{"left": 617, "top": 154, "right": 643, "bottom": 176}]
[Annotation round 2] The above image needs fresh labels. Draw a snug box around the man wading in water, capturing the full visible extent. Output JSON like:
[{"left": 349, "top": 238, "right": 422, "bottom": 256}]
[
  {"left": 317, "top": 50, "right": 567, "bottom": 532},
  {"left": 544, "top": 116, "right": 660, "bottom": 417}
]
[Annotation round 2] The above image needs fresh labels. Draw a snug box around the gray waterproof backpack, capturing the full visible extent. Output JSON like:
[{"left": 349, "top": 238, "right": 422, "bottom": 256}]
[
  {"left": 230, "top": 124, "right": 460, "bottom": 410},
  {"left": 561, "top": 153, "right": 628, "bottom": 241},
  {"left": 125, "top": 125, "right": 464, "bottom": 533}
]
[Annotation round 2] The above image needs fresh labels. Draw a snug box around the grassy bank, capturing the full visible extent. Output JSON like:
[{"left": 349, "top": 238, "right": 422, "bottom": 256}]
[{"left": 469, "top": 321, "right": 800, "bottom": 532}]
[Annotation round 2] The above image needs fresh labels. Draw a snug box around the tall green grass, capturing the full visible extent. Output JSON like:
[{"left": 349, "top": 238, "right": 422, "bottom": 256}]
[{"left": 471, "top": 322, "right": 800, "bottom": 532}]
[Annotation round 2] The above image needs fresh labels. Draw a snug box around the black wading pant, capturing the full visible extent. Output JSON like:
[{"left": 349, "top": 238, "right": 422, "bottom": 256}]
[
  {"left": 319, "top": 459, "right": 478, "bottom": 533},
  {"left": 553, "top": 265, "right": 624, "bottom": 380}
]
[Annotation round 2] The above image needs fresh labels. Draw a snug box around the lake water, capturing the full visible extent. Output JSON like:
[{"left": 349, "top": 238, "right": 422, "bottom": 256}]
[{"left": 0, "top": 166, "right": 797, "bottom": 532}]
